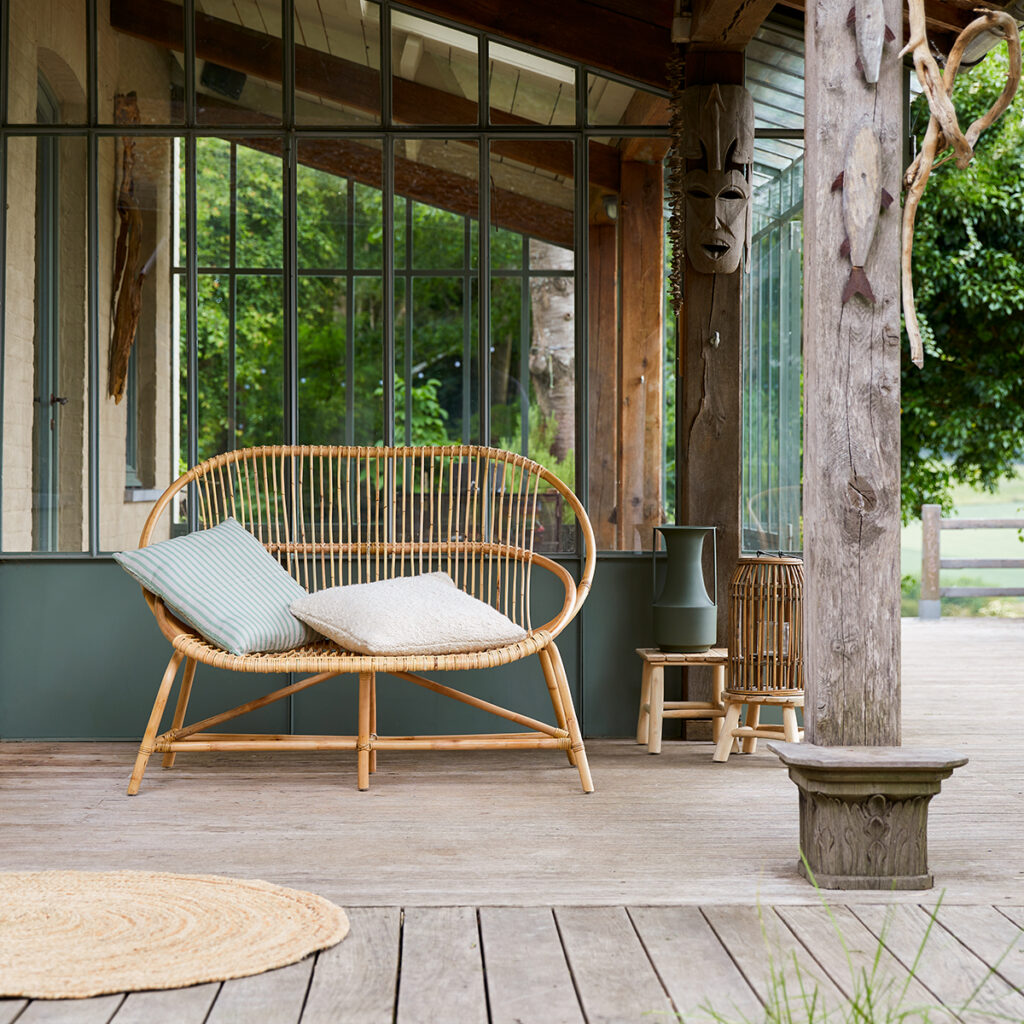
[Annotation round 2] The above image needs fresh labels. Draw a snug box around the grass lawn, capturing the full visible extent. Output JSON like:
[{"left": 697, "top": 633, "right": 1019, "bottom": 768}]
[{"left": 901, "top": 466, "right": 1024, "bottom": 617}]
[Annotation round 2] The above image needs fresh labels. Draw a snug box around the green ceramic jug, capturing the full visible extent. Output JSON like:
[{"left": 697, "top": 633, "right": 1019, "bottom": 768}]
[{"left": 652, "top": 525, "right": 717, "bottom": 653}]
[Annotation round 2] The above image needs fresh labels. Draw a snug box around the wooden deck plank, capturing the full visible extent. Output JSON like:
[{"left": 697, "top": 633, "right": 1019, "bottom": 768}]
[
  {"left": 0, "top": 620, "right": 1020, "bottom": 911},
  {"left": 702, "top": 905, "right": 848, "bottom": 1014},
  {"left": 478, "top": 907, "right": 584, "bottom": 1024},
  {"left": 930, "top": 904, "right": 1024, "bottom": 992},
  {"left": 14, "top": 995, "right": 124, "bottom": 1023},
  {"left": 110, "top": 983, "right": 220, "bottom": 1022},
  {"left": 300, "top": 907, "right": 400, "bottom": 1024},
  {"left": 555, "top": 906, "right": 674, "bottom": 1023},
  {"left": 205, "top": 959, "right": 313, "bottom": 1024},
  {"left": 396, "top": 907, "right": 487, "bottom": 1024},
  {"left": 853, "top": 903, "right": 1024, "bottom": 1022},
  {"left": 775, "top": 904, "right": 956, "bottom": 1022},
  {"left": 629, "top": 905, "right": 762, "bottom": 1021}
]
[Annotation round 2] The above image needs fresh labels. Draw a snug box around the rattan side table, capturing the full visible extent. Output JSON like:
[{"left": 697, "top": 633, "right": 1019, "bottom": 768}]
[{"left": 635, "top": 647, "right": 728, "bottom": 754}]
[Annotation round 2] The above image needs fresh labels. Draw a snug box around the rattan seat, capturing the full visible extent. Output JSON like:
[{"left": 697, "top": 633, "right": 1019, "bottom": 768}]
[{"left": 126, "top": 445, "right": 594, "bottom": 794}]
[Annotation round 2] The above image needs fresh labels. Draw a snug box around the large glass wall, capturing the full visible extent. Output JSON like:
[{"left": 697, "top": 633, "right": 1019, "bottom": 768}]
[
  {"left": 743, "top": 19, "right": 805, "bottom": 553},
  {"left": 2, "top": 1, "right": 803, "bottom": 558}
]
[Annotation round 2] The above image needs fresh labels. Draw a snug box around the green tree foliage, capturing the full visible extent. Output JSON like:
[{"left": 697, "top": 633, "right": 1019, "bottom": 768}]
[{"left": 902, "top": 43, "right": 1024, "bottom": 520}]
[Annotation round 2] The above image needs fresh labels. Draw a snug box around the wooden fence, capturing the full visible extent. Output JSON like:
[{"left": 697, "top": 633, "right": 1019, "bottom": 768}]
[{"left": 919, "top": 503, "right": 1024, "bottom": 618}]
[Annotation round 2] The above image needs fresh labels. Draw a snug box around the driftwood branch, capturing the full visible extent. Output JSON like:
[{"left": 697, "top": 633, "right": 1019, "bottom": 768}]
[
  {"left": 108, "top": 92, "right": 146, "bottom": 404},
  {"left": 900, "top": 4, "right": 1021, "bottom": 368}
]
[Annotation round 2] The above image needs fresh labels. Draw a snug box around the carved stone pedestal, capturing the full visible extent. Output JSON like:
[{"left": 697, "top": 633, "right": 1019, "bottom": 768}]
[{"left": 768, "top": 743, "right": 968, "bottom": 890}]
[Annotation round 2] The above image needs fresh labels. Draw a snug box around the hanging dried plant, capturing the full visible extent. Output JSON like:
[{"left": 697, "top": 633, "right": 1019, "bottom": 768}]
[
  {"left": 666, "top": 46, "right": 687, "bottom": 317},
  {"left": 109, "top": 92, "right": 145, "bottom": 404},
  {"left": 901, "top": 2, "right": 1021, "bottom": 368}
]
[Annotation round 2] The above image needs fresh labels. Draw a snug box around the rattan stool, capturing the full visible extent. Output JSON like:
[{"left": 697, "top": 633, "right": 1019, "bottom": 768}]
[
  {"left": 712, "top": 691, "right": 803, "bottom": 762},
  {"left": 635, "top": 647, "right": 728, "bottom": 754}
]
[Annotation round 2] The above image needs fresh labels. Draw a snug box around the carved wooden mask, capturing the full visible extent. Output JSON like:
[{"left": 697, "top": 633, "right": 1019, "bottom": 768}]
[{"left": 678, "top": 84, "right": 754, "bottom": 274}]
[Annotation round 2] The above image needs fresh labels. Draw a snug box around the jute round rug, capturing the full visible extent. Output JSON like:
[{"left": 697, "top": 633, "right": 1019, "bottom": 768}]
[{"left": 0, "top": 870, "right": 349, "bottom": 999}]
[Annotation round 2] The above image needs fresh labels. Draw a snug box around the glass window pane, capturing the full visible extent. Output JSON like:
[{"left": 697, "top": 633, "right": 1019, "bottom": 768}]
[
  {"left": 412, "top": 203, "right": 467, "bottom": 271},
  {"left": 101, "top": 1, "right": 184, "bottom": 125},
  {"left": 406, "top": 278, "right": 469, "bottom": 444},
  {"left": 490, "top": 276, "right": 525, "bottom": 454},
  {"left": 587, "top": 75, "right": 668, "bottom": 127},
  {"left": 99, "top": 136, "right": 180, "bottom": 552},
  {"left": 396, "top": 139, "right": 479, "bottom": 267},
  {"left": 746, "top": 23, "right": 804, "bottom": 131},
  {"left": 236, "top": 143, "right": 283, "bottom": 268},
  {"left": 742, "top": 142, "right": 804, "bottom": 552},
  {"left": 196, "top": 138, "right": 231, "bottom": 268},
  {"left": 353, "top": 277, "right": 384, "bottom": 444},
  {"left": 235, "top": 275, "right": 285, "bottom": 447},
  {"left": 296, "top": 0, "right": 381, "bottom": 125},
  {"left": 391, "top": 12, "right": 478, "bottom": 126},
  {"left": 3, "top": 137, "right": 89, "bottom": 551},
  {"left": 354, "top": 178, "right": 384, "bottom": 270},
  {"left": 196, "top": 0, "right": 283, "bottom": 125},
  {"left": 489, "top": 43, "right": 574, "bottom": 126},
  {"left": 195, "top": 273, "right": 231, "bottom": 461},
  {"left": 486, "top": 138, "right": 575, "bottom": 552},
  {"left": 8, "top": 0, "right": 88, "bottom": 123},
  {"left": 297, "top": 152, "right": 351, "bottom": 271},
  {"left": 489, "top": 139, "right": 574, "bottom": 260},
  {"left": 298, "top": 276, "right": 347, "bottom": 444}
]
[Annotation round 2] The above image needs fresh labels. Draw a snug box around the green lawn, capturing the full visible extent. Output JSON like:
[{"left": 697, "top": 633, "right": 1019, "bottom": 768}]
[{"left": 901, "top": 466, "right": 1024, "bottom": 616}]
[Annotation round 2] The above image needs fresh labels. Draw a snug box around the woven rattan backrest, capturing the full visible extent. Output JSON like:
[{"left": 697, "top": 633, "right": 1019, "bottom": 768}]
[{"left": 153, "top": 445, "right": 588, "bottom": 631}]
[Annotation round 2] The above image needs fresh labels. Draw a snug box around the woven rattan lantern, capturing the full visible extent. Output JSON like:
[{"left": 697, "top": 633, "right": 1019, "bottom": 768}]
[
  {"left": 728, "top": 555, "right": 804, "bottom": 696},
  {"left": 713, "top": 554, "right": 804, "bottom": 761}
]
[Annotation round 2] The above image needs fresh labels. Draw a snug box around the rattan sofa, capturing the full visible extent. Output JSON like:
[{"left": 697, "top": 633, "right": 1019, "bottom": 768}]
[{"left": 126, "top": 445, "right": 594, "bottom": 794}]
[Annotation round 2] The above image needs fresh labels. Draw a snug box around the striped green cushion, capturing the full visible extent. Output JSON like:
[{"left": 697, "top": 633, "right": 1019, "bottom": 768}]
[{"left": 114, "top": 517, "right": 313, "bottom": 656}]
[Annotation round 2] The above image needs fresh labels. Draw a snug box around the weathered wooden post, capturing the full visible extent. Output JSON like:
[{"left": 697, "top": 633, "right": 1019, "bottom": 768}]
[
  {"left": 920, "top": 504, "right": 942, "bottom": 618},
  {"left": 769, "top": 0, "right": 965, "bottom": 889}
]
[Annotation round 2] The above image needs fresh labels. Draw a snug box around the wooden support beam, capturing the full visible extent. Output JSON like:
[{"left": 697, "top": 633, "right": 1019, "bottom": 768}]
[
  {"left": 679, "top": 56, "right": 744, "bottom": 650},
  {"left": 688, "top": 0, "right": 780, "bottom": 50},
  {"left": 587, "top": 223, "right": 619, "bottom": 550},
  {"left": 107, "top": 0, "right": 620, "bottom": 193},
  {"left": 802, "top": 0, "right": 903, "bottom": 746},
  {"left": 396, "top": 0, "right": 674, "bottom": 91},
  {"left": 618, "top": 160, "right": 665, "bottom": 551}
]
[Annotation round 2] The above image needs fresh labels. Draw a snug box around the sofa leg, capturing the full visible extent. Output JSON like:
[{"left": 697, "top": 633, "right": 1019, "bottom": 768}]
[
  {"left": 128, "top": 651, "right": 184, "bottom": 795},
  {"left": 547, "top": 643, "right": 593, "bottom": 793},
  {"left": 162, "top": 657, "right": 198, "bottom": 769},
  {"left": 369, "top": 672, "right": 377, "bottom": 774},
  {"left": 539, "top": 647, "right": 576, "bottom": 766},
  {"left": 357, "top": 670, "right": 373, "bottom": 791}
]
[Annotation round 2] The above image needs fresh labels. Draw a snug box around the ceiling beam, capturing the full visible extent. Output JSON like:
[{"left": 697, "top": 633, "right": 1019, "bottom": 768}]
[
  {"left": 777, "top": 0, "right": 1004, "bottom": 42},
  {"left": 108, "top": 0, "right": 621, "bottom": 192},
  {"left": 188, "top": 95, "right": 574, "bottom": 248},
  {"left": 619, "top": 92, "right": 671, "bottom": 162},
  {"left": 396, "top": 0, "right": 674, "bottom": 91},
  {"left": 687, "top": 0, "right": 780, "bottom": 51}
]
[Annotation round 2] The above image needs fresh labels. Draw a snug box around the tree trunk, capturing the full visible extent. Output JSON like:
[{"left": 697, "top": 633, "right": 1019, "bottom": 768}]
[{"left": 528, "top": 240, "right": 575, "bottom": 461}]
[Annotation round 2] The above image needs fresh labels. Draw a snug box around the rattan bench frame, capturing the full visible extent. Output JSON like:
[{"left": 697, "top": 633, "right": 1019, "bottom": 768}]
[{"left": 126, "top": 444, "right": 594, "bottom": 794}]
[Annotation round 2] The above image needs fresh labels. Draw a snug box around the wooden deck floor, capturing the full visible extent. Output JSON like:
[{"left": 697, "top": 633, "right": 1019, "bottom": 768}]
[{"left": 1, "top": 618, "right": 1022, "bottom": 1021}]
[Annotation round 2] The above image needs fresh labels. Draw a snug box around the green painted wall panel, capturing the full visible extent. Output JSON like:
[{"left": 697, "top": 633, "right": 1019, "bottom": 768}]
[{"left": 0, "top": 557, "right": 661, "bottom": 740}]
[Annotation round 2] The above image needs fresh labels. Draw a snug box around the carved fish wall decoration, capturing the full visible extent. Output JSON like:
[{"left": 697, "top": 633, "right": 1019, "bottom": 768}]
[
  {"left": 831, "top": 124, "right": 893, "bottom": 304},
  {"left": 847, "top": 1, "right": 894, "bottom": 86}
]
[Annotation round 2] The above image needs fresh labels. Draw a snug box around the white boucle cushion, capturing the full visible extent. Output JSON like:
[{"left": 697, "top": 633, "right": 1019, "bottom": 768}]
[{"left": 290, "top": 572, "right": 529, "bottom": 656}]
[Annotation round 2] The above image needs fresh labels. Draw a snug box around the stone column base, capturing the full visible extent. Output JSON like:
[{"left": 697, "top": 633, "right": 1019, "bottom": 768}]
[{"left": 768, "top": 743, "right": 968, "bottom": 890}]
